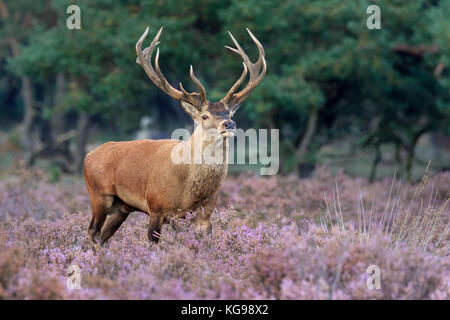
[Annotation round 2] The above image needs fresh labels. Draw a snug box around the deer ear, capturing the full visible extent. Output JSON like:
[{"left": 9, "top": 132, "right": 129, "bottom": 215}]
[
  {"left": 180, "top": 101, "right": 200, "bottom": 118},
  {"left": 230, "top": 104, "right": 240, "bottom": 116}
]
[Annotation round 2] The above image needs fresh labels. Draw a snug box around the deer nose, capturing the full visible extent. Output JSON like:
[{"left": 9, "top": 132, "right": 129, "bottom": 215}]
[{"left": 223, "top": 120, "right": 236, "bottom": 131}]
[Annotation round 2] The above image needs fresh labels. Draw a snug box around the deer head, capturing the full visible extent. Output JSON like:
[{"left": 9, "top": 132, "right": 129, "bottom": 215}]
[{"left": 136, "top": 27, "right": 266, "bottom": 139}]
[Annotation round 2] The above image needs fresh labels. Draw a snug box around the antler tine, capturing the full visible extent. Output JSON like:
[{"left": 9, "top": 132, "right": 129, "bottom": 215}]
[
  {"left": 136, "top": 27, "right": 208, "bottom": 108},
  {"left": 245, "top": 28, "right": 266, "bottom": 80},
  {"left": 226, "top": 31, "right": 252, "bottom": 68},
  {"left": 221, "top": 28, "right": 266, "bottom": 107},
  {"left": 136, "top": 27, "right": 168, "bottom": 93},
  {"left": 154, "top": 47, "right": 186, "bottom": 100},
  {"left": 190, "top": 65, "right": 207, "bottom": 105},
  {"left": 179, "top": 82, "right": 190, "bottom": 95},
  {"left": 221, "top": 62, "right": 248, "bottom": 105}
]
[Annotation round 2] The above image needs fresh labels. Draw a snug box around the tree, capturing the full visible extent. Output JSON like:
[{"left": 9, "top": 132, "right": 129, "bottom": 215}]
[{"left": 1, "top": 0, "right": 449, "bottom": 179}]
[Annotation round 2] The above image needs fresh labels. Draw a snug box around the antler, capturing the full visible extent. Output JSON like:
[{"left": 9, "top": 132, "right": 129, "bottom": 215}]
[
  {"left": 136, "top": 27, "right": 208, "bottom": 108},
  {"left": 221, "top": 28, "right": 266, "bottom": 108}
]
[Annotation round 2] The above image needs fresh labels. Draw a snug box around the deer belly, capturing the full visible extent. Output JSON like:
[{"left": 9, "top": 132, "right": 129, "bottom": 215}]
[{"left": 115, "top": 189, "right": 148, "bottom": 213}]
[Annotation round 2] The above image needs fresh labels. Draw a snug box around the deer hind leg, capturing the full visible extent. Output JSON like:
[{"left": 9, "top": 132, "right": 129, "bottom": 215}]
[
  {"left": 100, "top": 197, "right": 132, "bottom": 246},
  {"left": 194, "top": 213, "right": 212, "bottom": 236},
  {"left": 88, "top": 195, "right": 114, "bottom": 244}
]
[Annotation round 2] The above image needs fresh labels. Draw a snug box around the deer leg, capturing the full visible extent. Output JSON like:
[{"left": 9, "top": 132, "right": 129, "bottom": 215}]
[
  {"left": 100, "top": 198, "right": 131, "bottom": 245},
  {"left": 148, "top": 213, "right": 162, "bottom": 243},
  {"left": 194, "top": 202, "right": 215, "bottom": 236},
  {"left": 194, "top": 216, "right": 212, "bottom": 235},
  {"left": 100, "top": 212, "right": 129, "bottom": 246},
  {"left": 88, "top": 195, "right": 113, "bottom": 244},
  {"left": 203, "top": 219, "right": 212, "bottom": 235}
]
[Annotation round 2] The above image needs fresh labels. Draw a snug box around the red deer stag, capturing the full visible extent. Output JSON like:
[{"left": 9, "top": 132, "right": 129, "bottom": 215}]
[{"left": 84, "top": 27, "right": 266, "bottom": 245}]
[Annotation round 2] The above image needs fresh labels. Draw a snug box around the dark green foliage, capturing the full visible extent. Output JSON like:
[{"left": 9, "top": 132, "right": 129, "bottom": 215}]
[{"left": 0, "top": 0, "right": 449, "bottom": 178}]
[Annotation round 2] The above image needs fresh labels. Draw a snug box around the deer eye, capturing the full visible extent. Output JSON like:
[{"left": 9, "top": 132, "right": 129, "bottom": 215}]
[{"left": 202, "top": 115, "right": 209, "bottom": 120}]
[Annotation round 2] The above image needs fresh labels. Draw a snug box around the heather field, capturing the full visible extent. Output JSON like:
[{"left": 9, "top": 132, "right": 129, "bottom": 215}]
[{"left": 0, "top": 167, "right": 448, "bottom": 300}]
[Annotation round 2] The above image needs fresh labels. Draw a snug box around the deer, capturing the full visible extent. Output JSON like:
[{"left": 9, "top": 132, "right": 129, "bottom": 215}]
[{"left": 84, "top": 26, "right": 266, "bottom": 245}]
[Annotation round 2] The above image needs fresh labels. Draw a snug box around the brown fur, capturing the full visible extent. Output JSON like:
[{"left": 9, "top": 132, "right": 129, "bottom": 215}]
[
  {"left": 85, "top": 27, "right": 266, "bottom": 245},
  {"left": 84, "top": 108, "right": 230, "bottom": 245}
]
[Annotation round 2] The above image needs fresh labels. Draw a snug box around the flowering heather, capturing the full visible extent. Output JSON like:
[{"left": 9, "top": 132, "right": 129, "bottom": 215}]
[{"left": 0, "top": 167, "right": 448, "bottom": 299}]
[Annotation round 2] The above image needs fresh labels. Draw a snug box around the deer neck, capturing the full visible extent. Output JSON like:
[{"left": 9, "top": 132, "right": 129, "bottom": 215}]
[
  {"left": 185, "top": 125, "right": 228, "bottom": 200},
  {"left": 188, "top": 125, "right": 229, "bottom": 167}
]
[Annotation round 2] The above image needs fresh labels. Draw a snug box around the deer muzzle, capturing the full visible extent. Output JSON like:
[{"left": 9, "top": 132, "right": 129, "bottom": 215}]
[{"left": 219, "top": 120, "right": 236, "bottom": 137}]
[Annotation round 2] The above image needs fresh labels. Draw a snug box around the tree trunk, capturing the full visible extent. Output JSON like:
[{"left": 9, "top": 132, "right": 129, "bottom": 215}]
[
  {"left": 294, "top": 107, "right": 319, "bottom": 176},
  {"left": 369, "top": 144, "right": 381, "bottom": 183},
  {"left": 405, "top": 144, "right": 415, "bottom": 182},
  {"left": 73, "top": 112, "right": 90, "bottom": 173},
  {"left": 19, "top": 76, "right": 38, "bottom": 167},
  {"left": 394, "top": 142, "right": 403, "bottom": 177},
  {"left": 2, "top": 10, "right": 39, "bottom": 167},
  {"left": 51, "top": 73, "right": 67, "bottom": 137},
  {"left": 405, "top": 128, "right": 428, "bottom": 182}
]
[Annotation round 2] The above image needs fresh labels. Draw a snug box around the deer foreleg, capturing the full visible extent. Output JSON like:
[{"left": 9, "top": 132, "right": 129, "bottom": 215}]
[{"left": 148, "top": 213, "right": 162, "bottom": 243}]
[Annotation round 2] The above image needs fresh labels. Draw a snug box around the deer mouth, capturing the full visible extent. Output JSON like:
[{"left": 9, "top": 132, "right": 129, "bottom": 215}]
[{"left": 221, "top": 129, "right": 235, "bottom": 137}]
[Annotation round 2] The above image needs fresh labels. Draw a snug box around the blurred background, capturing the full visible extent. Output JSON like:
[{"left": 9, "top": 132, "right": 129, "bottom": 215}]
[{"left": 0, "top": 0, "right": 449, "bottom": 182}]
